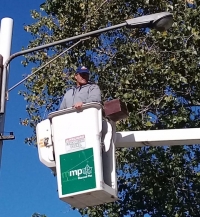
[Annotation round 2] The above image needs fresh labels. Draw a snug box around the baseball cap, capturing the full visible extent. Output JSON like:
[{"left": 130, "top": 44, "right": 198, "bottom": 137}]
[{"left": 76, "top": 66, "right": 90, "bottom": 74}]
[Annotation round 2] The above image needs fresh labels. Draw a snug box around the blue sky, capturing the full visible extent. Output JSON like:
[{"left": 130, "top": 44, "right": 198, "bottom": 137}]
[{"left": 0, "top": 0, "right": 81, "bottom": 216}]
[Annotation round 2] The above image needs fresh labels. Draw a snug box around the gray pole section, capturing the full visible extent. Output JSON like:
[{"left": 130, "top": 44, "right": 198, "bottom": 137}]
[
  {"left": 0, "top": 18, "right": 13, "bottom": 167},
  {"left": 0, "top": 22, "right": 127, "bottom": 114}
]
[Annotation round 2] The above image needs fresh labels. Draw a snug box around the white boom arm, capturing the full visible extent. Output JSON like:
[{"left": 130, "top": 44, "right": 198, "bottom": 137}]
[{"left": 115, "top": 128, "right": 200, "bottom": 148}]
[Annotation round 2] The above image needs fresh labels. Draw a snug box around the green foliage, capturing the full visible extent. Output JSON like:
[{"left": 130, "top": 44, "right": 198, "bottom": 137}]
[{"left": 22, "top": 0, "right": 200, "bottom": 216}]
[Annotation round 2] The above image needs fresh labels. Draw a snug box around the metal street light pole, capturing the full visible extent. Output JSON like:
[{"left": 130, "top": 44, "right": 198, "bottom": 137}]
[
  {"left": 0, "top": 18, "right": 13, "bottom": 167},
  {"left": 0, "top": 11, "right": 173, "bottom": 164}
]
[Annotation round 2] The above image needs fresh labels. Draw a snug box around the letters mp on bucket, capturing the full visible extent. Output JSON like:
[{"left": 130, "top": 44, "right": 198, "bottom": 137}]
[{"left": 60, "top": 148, "right": 96, "bottom": 195}]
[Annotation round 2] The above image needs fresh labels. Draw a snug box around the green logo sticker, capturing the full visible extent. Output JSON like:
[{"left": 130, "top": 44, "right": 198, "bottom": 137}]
[{"left": 60, "top": 148, "right": 96, "bottom": 195}]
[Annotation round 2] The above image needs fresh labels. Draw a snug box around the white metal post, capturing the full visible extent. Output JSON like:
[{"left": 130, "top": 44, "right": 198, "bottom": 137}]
[
  {"left": 0, "top": 17, "right": 13, "bottom": 167},
  {"left": 115, "top": 128, "right": 200, "bottom": 148}
]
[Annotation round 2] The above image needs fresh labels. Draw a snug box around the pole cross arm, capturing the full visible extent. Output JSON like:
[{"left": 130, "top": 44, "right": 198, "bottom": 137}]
[{"left": 115, "top": 128, "right": 200, "bottom": 148}]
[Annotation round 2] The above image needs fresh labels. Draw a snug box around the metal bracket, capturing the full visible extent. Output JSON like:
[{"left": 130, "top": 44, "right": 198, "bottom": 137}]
[{"left": 0, "top": 132, "right": 15, "bottom": 140}]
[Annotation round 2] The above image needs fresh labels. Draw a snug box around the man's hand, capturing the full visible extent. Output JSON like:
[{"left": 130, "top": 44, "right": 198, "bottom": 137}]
[{"left": 74, "top": 102, "right": 83, "bottom": 109}]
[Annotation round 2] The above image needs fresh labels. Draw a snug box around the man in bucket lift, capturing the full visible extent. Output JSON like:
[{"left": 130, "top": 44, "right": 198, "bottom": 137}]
[{"left": 59, "top": 66, "right": 101, "bottom": 110}]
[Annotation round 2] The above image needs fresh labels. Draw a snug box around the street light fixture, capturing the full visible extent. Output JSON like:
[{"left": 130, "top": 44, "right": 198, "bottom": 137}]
[{"left": 126, "top": 12, "right": 173, "bottom": 31}]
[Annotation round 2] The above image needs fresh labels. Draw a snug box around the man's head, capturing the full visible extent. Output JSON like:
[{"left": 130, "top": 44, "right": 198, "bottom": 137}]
[{"left": 75, "top": 66, "right": 90, "bottom": 86}]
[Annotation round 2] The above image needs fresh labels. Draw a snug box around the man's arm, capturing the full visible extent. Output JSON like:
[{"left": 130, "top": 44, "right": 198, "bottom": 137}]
[{"left": 86, "top": 84, "right": 101, "bottom": 103}]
